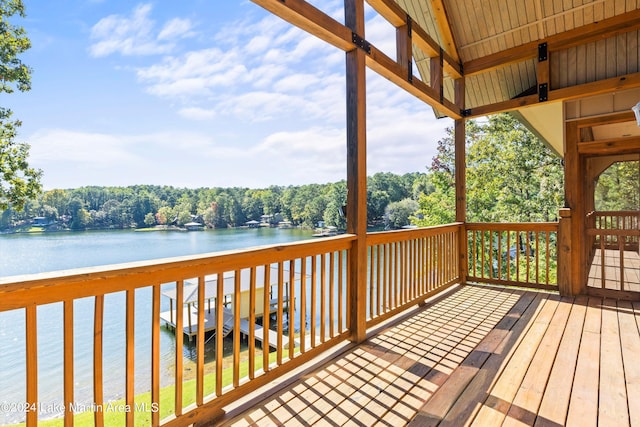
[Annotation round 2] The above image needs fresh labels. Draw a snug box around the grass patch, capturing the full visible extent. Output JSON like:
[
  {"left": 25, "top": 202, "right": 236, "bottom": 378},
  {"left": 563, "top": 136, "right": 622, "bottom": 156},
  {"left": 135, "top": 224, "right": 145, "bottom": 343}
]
[{"left": 9, "top": 348, "right": 284, "bottom": 427}]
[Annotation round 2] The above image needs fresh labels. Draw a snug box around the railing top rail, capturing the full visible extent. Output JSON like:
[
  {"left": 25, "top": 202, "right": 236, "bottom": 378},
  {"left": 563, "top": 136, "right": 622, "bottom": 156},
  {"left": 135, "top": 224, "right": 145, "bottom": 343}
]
[
  {"left": 591, "top": 210, "right": 640, "bottom": 216},
  {"left": 366, "top": 222, "right": 463, "bottom": 245},
  {"left": 586, "top": 229, "right": 640, "bottom": 236},
  {"left": 466, "top": 222, "right": 559, "bottom": 232},
  {"left": 0, "top": 234, "right": 356, "bottom": 311}
]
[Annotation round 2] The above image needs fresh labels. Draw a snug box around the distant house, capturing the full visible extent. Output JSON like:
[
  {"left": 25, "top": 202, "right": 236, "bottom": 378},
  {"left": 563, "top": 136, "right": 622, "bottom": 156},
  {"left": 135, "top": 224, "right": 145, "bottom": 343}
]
[
  {"left": 32, "top": 217, "right": 53, "bottom": 226},
  {"left": 260, "top": 214, "right": 273, "bottom": 226},
  {"left": 245, "top": 220, "right": 260, "bottom": 228},
  {"left": 184, "top": 222, "right": 203, "bottom": 231}
]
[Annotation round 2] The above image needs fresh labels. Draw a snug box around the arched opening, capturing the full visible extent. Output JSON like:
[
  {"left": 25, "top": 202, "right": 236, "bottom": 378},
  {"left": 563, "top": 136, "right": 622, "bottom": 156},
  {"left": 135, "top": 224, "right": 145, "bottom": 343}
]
[{"left": 586, "top": 157, "right": 640, "bottom": 292}]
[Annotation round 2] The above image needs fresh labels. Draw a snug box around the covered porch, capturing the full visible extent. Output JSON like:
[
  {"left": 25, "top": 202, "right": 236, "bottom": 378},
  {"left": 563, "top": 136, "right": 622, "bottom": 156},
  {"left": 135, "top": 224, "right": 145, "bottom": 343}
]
[{"left": 1, "top": 0, "right": 640, "bottom": 426}]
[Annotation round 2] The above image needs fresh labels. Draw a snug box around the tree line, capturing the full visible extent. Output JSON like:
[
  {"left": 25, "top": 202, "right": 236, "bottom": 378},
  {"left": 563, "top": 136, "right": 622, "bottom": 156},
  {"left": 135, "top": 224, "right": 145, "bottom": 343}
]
[
  {"left": 8, "top": 113, "right": 633, "bottom": 233},
  {"left": 0, "top": 172, "right": 430, "bottom": 231}
]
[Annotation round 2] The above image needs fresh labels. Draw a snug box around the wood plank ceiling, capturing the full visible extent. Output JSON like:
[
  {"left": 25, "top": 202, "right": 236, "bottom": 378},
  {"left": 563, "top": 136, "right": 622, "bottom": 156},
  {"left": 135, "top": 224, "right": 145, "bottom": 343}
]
[
  {"left": 402, "top": 0, "right": 640, "bottom": 112},
  {"left": 386, "top": 0, "right": 640, "bottom": 155}
]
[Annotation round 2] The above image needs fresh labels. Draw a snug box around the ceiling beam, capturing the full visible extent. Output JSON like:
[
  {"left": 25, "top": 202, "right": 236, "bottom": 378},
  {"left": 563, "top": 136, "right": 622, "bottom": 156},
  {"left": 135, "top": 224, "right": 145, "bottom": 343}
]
[
  {"left": 430, "top": 0, "right": 460, "bottom": 62},
  {"left": 366, "top": 0, "right": 462, "bottom": 78},
  {"left": 577, "top": 137, "right": 640, "bottom": 155},
  {"left": 464, "top": 8, "right": 640, "bottom": 76},
  {"left": 251, "top": 0, "right": 353, "bottom": 51},
  {"left": 465, "top": 72, "right": 640, "bottom": 118}
]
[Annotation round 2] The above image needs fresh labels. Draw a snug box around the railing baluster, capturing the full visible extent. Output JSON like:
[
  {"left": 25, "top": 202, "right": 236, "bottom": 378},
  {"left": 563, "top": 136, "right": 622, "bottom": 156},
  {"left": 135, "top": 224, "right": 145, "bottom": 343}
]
[
  {"left": 383, "top": 243, "right": 388, "bottom": 311},
  {"left": 320, "top": 254, "right": 326, "bottom": 343},
  {"left": 376, "top": 245, "right": 382, "bottom": 317},
  {"left": 288, "top": 261, "right": 296, "bottom": 360},
  {"left": 233, "top": 270, "right": 241, "bottom": 387},
  {"left": 93, "top": 295, "right": 105, "bottom": 427},
  {"left": 64, "top": 300, "right": 74, "bottom": 427},
  {"left": 545, "top": 231, "right": 551, "bottom": 285},
  {"left": 175, "top": 281, "right": 184, "bottom": 413},
  {"left": 497, "top": 230, "right": 502, "bottom": 280},
  {"left": 436, "top": 234, "right": 444, "bottom": 286},
  {"left": 369, "top": 245, "right": 374, "bottom": 321},
  {"left": 195, "top": 278, "right": 205, "bottom": 406},
  {"left": 125, "top": 289, "right": 135, "bottom": 427},
  {"left": 329, "top": 253, "right": 335, "bottom": 338},
  {"left": 277, "top": 262, "right": 284, "bottom": 365},
  {"left": 535, "top": 232, "right": 540, "bottom": 284},
  {"left": 400, "top": 241, "right": 406, "bottom": 305},
  {"left": 26, "top": 305, "right": 37, "bottom": 427},
  {"left": 345, "top": 249, "right": 350, "bottom": 329},
  {"left": 394, "top": 242, "right": 399, "bottom": 308},
  {"left": 151, "top": 285, "right": 161, "bottom": 426},
  {"left": 249, "top": 267, "right": 256, "bottom": 379},
  {"left": 310, "top": 256, "right": 317, "bottom": 348},
  {"left": 525, "top": 232, "right": 531, "bottom": 283},
  {"left": 600, "top": 234, "right": 606, "bottom": 289},
  {"left": 300, "top": 259, "right": 307, "bottom": 352},
  {"left": 215, "top": 272, "right": 224, "bottom": 396},
  {"left": 516, "top": 232, "right": 521, "bottom": 282},
  {"left": 262, "top": 265, "right": 271, "bottom": 371},
  {"left": 481, "top": 231, "right": 486, "bottom": 279},
  {"left": 506, "top": 231, "right": 511, "bottom": 281},
  {"left": 338, "top": 251, "right": 344, "bottom": 334},
  {"left": 619, "top": 236, "right": 625, "bottom": 291}
]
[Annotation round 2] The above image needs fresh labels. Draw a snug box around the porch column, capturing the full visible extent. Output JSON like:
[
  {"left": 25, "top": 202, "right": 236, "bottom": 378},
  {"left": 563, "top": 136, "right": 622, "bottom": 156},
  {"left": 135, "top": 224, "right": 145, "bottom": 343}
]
[
  {"left": 345, "top": 0, "right": 367, "bottom": 343},
  {"left": 557, "top": 208, "right": 572, "bottom": 295},
  {"left": 455, "top": 78, "right": 467, "bottom": 284},
  {"left": 564, "top": 120, "right": 585, "bottom": 295}
]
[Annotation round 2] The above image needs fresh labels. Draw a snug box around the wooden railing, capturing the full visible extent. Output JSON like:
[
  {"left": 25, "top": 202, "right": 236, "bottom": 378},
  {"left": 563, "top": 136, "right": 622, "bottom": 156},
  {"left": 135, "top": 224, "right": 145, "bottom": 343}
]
[
  {"left": 0, "top": 221, "right": 561, "bottom": 426},
  {"left": 586, "top": 211, "right": 640, "bottom": 291},
  {"left": 0, "top": 235, "right": 356, "bottom": 427},
  {"left": 365, "top": 223, "right": 462, "bottom": 327},
  {"left": 589, "top": 211, "right": 640, "bottom": 250},
  {"left": 466, "top": 223, "right": 559, "bottom": 290}
]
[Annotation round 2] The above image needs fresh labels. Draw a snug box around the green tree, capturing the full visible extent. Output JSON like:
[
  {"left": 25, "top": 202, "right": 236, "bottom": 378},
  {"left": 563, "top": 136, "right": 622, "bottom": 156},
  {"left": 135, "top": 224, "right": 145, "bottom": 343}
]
[
  {"left": 43, "top": 189, "right": 68, "bottom": 216},
  {"left": 414, "top": 115, "right": 563, "bottom": 226},
  {"left": 0, "top": 1, "right": 40, "bottom": 210},
  {"left": 144, "top": 212, "right": 156, "bottom": 227},
  {"left": 385, "top": 198, "right": 419, "bottom": 229},
  {"left": 595, "top": 161, "right": 639, "bottom": 211}
]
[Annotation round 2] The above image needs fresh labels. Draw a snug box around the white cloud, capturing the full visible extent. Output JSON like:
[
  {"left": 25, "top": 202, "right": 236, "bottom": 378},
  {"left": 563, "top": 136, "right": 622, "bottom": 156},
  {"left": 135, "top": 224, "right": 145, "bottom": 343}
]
[
  {"left": 178, "top": 107, "right": 217, "bottom": 120},
  {"left": 26, "top": 126, "right": 348, "bottom": 189},
  {"left": 29, "top": 129, "right": 138, "bottom": 164},
  {"left": 158, "top": 18, "right": 195, "bottom": 41},
  {"left": 89, "top": 3, "right": 195, "bottom": 57},
  {"left": 74, "top": 2, "right": 450, "bottom": 188}
]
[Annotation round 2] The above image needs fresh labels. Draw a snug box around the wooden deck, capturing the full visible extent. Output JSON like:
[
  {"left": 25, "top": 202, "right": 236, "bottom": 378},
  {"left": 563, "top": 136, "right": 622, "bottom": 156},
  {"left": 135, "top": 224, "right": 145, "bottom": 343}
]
[
  {"left": 587, "top": 248, "right": 640, "bottom": 292},
  {"left": 221, "top": 284, "right": 640, "bottom": 426}
]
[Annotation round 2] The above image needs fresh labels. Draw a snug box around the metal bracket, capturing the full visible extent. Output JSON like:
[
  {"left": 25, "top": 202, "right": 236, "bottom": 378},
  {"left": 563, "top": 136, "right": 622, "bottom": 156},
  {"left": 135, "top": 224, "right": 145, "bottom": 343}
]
[
  {"left": 538, "top": 42, "right": 548, "bottom": 62},
  {"left": 352, "top": 32, "right": 371, "bottom": 54},
  {"left": 538, "top": 83, "right": 548, "bottom": 102}
]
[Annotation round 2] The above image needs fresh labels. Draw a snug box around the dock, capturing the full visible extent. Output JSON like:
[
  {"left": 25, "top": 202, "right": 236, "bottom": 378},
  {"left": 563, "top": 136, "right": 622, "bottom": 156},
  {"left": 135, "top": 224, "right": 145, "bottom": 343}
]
[{"left": 160, "top": 299, "right": 293, "bottom": 348}]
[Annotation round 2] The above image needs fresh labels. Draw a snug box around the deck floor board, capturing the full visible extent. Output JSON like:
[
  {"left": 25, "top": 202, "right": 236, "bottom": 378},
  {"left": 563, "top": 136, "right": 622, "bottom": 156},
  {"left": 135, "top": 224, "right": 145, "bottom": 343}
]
[{"left": 221, "top": 285, "right": 640, "bottom": 427}]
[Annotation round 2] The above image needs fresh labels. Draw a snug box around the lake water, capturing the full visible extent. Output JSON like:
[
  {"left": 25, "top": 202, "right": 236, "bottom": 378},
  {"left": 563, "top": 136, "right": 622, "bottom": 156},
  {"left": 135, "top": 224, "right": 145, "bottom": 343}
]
[{"left": 0, "top": 228, "right": 314, "bottom": 424}]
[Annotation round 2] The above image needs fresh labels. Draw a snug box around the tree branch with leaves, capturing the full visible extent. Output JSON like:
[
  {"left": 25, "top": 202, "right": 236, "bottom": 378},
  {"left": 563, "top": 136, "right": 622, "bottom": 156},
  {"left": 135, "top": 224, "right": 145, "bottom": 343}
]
[{"left": 0, "top": 0, "right": 41, "bottom": 210}]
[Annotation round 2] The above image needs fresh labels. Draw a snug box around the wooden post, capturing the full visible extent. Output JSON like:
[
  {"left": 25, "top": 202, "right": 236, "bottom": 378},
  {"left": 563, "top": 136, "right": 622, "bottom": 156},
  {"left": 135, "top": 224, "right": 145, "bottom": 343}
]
[
  {"left": 455, "top": 78, "right": 467, "bottom": 284},
  {"left": 557, "top": 208, "right": 573, "bottom": 295},
  {"left": 345, "top": 0, "right": 367, "bottom": 343},
  {"left": 564, "top": 120, "right": 585, "bottom": 295}
]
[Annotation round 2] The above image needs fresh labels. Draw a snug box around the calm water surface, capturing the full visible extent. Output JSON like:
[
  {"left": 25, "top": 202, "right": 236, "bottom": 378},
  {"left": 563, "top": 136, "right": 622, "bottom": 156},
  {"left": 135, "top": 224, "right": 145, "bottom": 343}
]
[{"left": 0, "top": 228, "right": 313, "bottom": 424}]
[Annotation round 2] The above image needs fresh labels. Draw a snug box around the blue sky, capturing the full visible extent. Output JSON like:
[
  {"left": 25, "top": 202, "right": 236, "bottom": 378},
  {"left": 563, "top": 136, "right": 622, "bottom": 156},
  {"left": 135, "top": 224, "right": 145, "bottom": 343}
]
[{"left": 9, "top": 0, "right": 451, "bottom": 190}]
